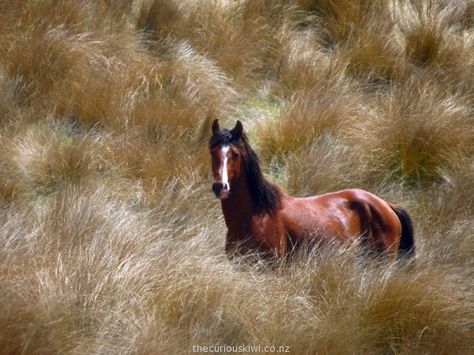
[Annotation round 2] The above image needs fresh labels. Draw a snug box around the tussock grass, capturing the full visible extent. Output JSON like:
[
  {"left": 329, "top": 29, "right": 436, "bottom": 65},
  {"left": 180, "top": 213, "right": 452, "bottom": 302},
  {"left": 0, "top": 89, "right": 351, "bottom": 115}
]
[
  {"left": 259, "top": 58, "right": 362, "bottom": 160},
  {"left": 353, "top": 79, "right": 474, "bottom": 184},
  {"left": 0, "top": 0, "right": 472, "bottom": 353},
  {"left": 394, "top": 0, "right": 474, "bottom": 91},
  {"left": 296, "top": 0, "right": 391, "bottom": 44},
  {"left": 285, "top": 135, "right": 367, "bottom": 196},
  {"left": 0, "top": 121, "right": 95, "bottom": 199}
]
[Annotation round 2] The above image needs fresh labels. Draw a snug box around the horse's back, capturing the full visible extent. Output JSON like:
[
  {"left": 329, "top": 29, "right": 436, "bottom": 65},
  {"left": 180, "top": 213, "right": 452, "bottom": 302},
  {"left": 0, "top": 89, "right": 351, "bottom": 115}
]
[
  {"left": 281, "top": 188, "right": 402, "bottom": 256},
  {"left": 280, "top": 189, "right": 363, "bottom": 242}
]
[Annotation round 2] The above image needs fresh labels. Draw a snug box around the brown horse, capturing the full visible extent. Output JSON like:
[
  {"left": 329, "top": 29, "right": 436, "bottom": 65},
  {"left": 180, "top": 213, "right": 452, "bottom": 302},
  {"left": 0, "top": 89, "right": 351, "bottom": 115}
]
[{"left": 209, "top": 119, "right": 415, "bottom": 261}]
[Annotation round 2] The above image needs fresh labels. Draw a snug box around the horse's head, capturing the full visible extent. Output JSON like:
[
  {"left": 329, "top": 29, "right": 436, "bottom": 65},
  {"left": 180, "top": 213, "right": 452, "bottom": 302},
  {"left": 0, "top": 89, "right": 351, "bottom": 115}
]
[{"left": 209, "top": 119, "right": 244, "bottom": 200}]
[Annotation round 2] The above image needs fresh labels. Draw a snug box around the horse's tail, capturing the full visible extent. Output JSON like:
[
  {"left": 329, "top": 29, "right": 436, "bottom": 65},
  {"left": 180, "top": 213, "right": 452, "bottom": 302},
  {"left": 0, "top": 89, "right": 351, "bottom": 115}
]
[{"left": 391, "top": 206, "right": 415, "bottom": 261}]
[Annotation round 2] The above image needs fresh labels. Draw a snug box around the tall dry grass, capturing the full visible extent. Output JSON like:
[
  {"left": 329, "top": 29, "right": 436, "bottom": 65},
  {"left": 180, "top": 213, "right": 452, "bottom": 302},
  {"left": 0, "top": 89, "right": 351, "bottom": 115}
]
[{"left": 0, "top": 0, "right": 472, "bottom": 353}]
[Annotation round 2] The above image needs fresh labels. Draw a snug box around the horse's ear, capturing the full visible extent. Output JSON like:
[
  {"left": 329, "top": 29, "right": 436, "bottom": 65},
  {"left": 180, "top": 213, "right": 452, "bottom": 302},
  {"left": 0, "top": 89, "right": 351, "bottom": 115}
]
[
  {"left": 211, "top": 119, "right": 219, "bottom": 134},
  {"left": 231, "top": 120, "right": 243, "bottom": 139}
]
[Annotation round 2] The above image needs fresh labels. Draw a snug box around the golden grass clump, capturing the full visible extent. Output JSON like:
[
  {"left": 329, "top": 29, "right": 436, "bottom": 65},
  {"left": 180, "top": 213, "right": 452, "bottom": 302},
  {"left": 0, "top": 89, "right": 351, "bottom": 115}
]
[
  {"left": 278, "top": 247, "right": 473, "bottom": 353},
  {"left": 296, "top": 0, "right": 406, "bottom": 83},
  {"left": 0, "top": 121, "right": 96, "bottom": 199},
  {"left": 285, "top": 135, "right": 367, "bottom": 196},
  {"left": 352, "top": 79, "right": 474, "bottom": 184},
  {"left": 258, "top": 65, "right": 365, "bottom": 163},
  {"left": 393, "top": 0, "right": 474, "bottom": 91},
  {"left": 138, "top": 0, "right": 302, "bottom": 86},
  {"left": 126, "top": 41, "right": 238, "bottom": 135},
  {"left": 296, "top": 0, "right": 408, "bottom": 81},
  {"left": 296, "top": 0, "right": 391, "bottom": 44},
  {"left": 0, "top": 0, "right": 472, "bottom": 353},
  {"left": 0, "top": 4, "right": 135, "bottom": 123}
]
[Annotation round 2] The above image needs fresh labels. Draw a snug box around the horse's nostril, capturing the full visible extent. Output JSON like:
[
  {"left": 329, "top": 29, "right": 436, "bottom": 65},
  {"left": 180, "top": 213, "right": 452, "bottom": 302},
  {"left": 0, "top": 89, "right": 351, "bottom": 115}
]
[{"left": 212, "top": 183, "right": 223, "bottom": 195}]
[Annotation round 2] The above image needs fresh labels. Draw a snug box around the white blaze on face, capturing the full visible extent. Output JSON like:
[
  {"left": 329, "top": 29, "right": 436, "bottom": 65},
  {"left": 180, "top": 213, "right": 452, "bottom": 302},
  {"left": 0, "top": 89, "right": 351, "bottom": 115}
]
[{"left": 221, "top": 145, "right": 230, "bottom": 191}]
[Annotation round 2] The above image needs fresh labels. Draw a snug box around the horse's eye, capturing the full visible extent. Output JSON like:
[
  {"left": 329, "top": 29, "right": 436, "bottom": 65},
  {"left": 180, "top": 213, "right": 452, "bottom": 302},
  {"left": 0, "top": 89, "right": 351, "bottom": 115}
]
[{"left": 232, "top": 152, "right": 239, "bottom": 160}]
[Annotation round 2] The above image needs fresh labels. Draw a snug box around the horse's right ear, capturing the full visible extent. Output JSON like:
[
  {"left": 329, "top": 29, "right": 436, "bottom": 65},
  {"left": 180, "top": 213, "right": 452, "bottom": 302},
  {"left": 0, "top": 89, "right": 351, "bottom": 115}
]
[
  {"left": 231, "top": 120, "right": 243, "bottom": 139},
  {"left": 212, "top": 119, "right": 219, "bottom": 134}
]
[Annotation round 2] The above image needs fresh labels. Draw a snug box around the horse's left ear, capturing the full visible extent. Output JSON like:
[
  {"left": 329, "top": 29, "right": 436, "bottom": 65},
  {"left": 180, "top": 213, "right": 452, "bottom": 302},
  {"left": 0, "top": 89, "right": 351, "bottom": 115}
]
[
  {"left": 211, "top": 119, "right": 220, "bottom": 134},
  {"left": 231, "top": 120, "right": 243, "bottom": 138}
]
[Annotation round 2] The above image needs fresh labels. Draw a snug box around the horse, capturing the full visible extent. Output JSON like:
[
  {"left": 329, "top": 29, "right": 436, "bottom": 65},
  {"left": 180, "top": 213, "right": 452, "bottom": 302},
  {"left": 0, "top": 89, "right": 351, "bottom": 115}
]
[{"left": 209, "top": 119, "right": 415, "bottom": 261}]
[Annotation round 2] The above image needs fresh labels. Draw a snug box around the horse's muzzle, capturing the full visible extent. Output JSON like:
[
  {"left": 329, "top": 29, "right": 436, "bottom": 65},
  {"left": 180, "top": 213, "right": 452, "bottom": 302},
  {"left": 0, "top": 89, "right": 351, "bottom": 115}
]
[{"left": 212, "top": 182, "right": 229, "bottom": 199}]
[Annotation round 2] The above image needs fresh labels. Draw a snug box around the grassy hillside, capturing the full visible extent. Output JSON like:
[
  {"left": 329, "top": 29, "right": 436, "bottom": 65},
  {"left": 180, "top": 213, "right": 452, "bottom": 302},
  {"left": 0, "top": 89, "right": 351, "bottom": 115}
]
[{"left": 0, "top": 0, "right": 473, "bottom": 353}]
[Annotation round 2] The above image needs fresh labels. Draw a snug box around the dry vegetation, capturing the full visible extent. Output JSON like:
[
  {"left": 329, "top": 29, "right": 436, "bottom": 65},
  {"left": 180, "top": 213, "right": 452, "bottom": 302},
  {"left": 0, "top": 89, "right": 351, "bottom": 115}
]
[{"left": 0, "top": 0, "right": 473, "bottom": 353}]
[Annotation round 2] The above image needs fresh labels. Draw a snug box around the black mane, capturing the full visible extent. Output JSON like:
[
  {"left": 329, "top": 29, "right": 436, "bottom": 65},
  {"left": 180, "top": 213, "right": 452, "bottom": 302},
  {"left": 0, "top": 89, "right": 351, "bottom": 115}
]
[{"left": 210, "top": 129, "right": 281, "bottom": 213}]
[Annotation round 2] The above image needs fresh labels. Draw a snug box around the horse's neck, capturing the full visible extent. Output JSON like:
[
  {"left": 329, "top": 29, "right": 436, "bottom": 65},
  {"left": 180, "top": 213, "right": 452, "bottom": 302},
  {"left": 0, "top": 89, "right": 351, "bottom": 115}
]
[{"left": 221, "top": 177, "right": 255, "bottom": 233}]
